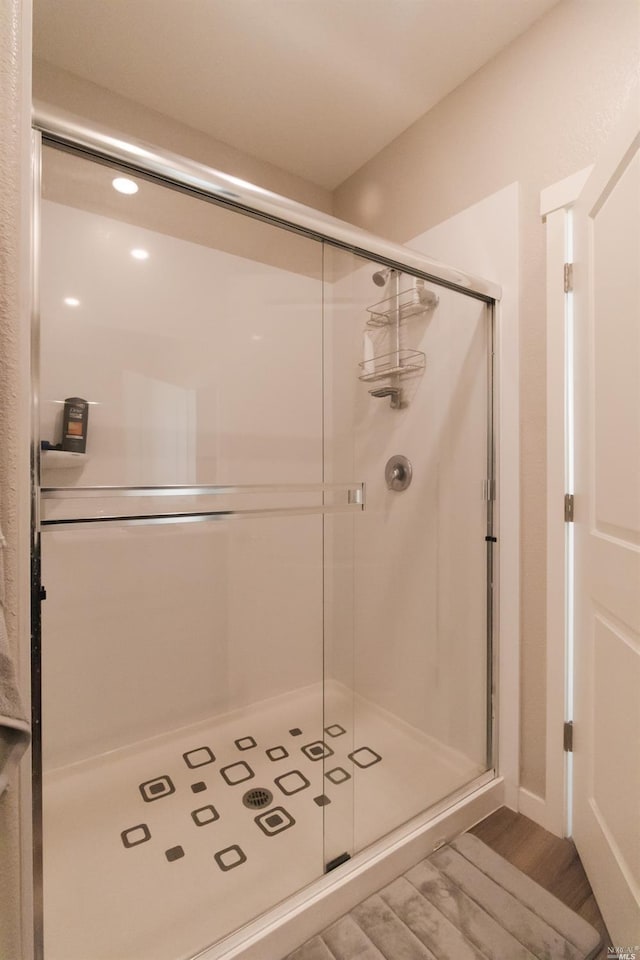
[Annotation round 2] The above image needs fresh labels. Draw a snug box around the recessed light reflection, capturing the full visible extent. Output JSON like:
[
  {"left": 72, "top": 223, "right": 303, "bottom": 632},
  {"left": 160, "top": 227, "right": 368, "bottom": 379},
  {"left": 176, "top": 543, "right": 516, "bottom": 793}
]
[
  {"left": 112, "top": 177, "right": 139, "bottom": 195},
  {"left": 63, "top": 297, "right": 80, "bottom": 307},
  {"left": 130, "top": 248, "right": 149, "bottom": 260}
]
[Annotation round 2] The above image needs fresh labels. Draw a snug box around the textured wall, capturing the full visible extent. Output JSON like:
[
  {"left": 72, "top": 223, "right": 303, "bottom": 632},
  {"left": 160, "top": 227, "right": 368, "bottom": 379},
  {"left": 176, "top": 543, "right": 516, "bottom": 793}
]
[
  {"left": 334, "top": 0, "right": 640, "bottom": 798},
  {"left": 0, "top": 1, "right": 32, "bottom": 958}
]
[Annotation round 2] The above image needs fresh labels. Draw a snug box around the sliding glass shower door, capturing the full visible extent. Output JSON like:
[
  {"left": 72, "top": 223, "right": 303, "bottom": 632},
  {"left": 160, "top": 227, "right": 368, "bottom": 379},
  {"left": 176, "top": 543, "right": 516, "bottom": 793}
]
[
  {"left": 35, "top": 138, "right": 494, "bottom": 960},
  {"left": 38, "top": 144, "right": 341, "bottom": 960},
  {"left": 321, "top": 246, "right": 492, "bottom": 866}
]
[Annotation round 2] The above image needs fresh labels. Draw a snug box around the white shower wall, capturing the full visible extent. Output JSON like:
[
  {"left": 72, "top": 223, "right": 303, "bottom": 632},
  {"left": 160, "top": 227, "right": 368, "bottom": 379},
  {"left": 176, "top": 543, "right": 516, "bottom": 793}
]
[
  {"left": 325, "top": 183, "right": 519, "bottom": 775},
  {"left": 35, "top": 145, "right": 509, "bottom": 960},
  {"left": 40, "top": 199, "right": 325, "bottom": 770},
  {"left": 39, "top": 182, "right": 506, "bottom": 785},
  {"left": 324, "top": 260, "right": 489, "bottom": 771}
]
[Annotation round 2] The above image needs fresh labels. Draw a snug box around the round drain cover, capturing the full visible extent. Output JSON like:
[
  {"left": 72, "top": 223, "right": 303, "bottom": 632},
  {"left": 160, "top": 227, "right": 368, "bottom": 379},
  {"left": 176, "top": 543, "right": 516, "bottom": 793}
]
[{"left": 242, "top": 787, "right": 273, "bottom": 810}]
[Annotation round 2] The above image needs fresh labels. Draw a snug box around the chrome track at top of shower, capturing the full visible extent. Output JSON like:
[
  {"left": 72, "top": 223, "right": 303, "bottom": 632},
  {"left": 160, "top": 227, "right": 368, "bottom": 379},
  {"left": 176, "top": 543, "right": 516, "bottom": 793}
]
[{"left": 32, "top": 104, "right": 500, "bottom": 304}]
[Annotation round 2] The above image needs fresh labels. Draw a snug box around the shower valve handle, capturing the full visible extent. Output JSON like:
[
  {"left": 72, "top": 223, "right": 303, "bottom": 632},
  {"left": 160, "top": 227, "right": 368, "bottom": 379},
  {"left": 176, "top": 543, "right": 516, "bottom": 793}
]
[{"left": 385, "top": 455, "right": 412, "bottom": 492}]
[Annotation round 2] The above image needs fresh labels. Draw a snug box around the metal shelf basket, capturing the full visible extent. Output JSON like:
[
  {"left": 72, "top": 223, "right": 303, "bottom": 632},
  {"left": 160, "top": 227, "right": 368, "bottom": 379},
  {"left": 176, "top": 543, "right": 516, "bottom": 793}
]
[
  {"left": 366, "top": 285, "right": 438, "bottom": 327},
  {"left": 358, "top": 348, "right": 426, "bottom": 383}
]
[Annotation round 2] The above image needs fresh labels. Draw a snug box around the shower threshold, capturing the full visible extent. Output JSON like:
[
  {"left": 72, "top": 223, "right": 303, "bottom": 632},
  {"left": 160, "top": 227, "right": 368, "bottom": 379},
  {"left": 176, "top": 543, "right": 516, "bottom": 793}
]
[{"left": 42, "top": 682, "right": 486, "bottom": 960}]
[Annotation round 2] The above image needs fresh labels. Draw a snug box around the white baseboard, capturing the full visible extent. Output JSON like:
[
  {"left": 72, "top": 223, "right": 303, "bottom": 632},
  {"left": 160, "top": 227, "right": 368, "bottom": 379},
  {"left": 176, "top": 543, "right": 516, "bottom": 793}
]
[
  {"left": 518, "top": 786, "right": 550, "bottom": 828},
  {"left": 518, "top": 786, "right": 565, "bottom": 838}
]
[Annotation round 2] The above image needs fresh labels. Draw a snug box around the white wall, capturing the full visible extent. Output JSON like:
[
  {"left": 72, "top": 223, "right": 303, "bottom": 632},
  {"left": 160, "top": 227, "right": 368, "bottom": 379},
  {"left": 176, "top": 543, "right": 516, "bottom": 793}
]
[
  {"left": 39, "top": 194, "right": 325, "bottom": 770},
  {"left": 409, "top": 184, "right": 520, "bottom": 802},
  {"left": 353, "top": 283, "right": 489, "bottom": 765},
  {"left": 324, "top": 179, "right": 520, "bottom": 772},
  {"left": 38, "top": 167, "right": 513, "bottom": 790},
  {"left": 334, "top": 0, "right": 640, "bottom": 798}
]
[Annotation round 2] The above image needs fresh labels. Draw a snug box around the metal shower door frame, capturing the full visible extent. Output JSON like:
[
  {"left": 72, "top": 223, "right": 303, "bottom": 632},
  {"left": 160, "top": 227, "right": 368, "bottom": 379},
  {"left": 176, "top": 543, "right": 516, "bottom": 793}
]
[{"left": 29, "top": 114, "right": 500, "bottom": 960}]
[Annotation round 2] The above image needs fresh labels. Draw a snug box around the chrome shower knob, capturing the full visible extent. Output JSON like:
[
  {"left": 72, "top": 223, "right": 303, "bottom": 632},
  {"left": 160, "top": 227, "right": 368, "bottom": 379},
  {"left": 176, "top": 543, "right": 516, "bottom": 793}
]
[{"left": 385, "top": 455, "right": 412, "bottom": 491}]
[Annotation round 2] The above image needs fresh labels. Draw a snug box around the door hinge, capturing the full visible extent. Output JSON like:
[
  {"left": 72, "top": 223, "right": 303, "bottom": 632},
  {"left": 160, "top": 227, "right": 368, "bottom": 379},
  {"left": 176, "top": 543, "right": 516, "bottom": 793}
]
[
  {"left": 564, "top": 262, "right": 573, "bottom": 293},
  {"left": 39, "top": 585, "right": 47, "bottom": 601},
  {"left": 563, "top": 721, "right": 574, "bottom": 752},
  {"left": 564, "top": 493, "right": 574, "bottom": 523}
]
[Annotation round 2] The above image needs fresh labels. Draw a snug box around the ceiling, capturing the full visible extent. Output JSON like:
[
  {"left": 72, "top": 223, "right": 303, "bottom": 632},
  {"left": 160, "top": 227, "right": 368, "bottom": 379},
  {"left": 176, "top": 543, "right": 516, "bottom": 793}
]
[{"left": 33, "top": 0, "right": 559, "bottom": 190}]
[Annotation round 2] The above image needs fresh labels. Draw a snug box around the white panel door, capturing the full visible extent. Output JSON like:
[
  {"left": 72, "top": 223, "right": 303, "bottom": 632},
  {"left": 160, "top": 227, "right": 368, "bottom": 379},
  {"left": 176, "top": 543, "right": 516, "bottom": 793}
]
[{"left": 572, "top": 105, "right": 640, "bottom": 946}]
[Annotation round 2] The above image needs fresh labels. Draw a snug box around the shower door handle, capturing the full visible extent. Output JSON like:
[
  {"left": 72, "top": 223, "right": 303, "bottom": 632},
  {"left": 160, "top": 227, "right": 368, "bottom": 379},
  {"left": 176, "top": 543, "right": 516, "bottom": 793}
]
[{"left": 38, "top": 481, "right": 367, "bottom": 530}]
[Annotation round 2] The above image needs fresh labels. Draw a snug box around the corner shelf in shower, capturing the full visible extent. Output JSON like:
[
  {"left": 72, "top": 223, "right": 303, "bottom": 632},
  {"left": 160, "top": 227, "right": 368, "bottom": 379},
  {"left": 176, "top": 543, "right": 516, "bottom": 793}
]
[
  {"left": 366, "top": 285, "right": 439, "bottom": 327},
  {"left": 41, "top": 450, "right": 89, "bottom": 470},
  {"left": 358, "top": 348, "right": 426, "bottom": 383}
]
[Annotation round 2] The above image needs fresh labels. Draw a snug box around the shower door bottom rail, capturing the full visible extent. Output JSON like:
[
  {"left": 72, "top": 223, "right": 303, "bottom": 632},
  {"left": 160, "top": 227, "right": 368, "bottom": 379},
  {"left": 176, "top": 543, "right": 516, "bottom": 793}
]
[{"left": 38, "top": 481, "right": 366, "bottom": 530}]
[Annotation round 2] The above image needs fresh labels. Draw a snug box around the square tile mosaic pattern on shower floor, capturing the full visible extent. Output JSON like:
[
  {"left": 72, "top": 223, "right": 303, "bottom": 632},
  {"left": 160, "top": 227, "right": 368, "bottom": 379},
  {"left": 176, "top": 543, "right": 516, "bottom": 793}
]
[
  {"left": 124, "top": 727, "right": 368, "bottom": 864},
  {"left": 42, "top": 684, "right": 482, "bottom": 960}
]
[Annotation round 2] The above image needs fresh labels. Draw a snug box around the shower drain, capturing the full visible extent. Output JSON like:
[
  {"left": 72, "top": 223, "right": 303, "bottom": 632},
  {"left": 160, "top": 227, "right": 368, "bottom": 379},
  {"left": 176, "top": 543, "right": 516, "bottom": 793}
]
[{"left": 242, "top": 787, "right": 273, "bottom": 810}]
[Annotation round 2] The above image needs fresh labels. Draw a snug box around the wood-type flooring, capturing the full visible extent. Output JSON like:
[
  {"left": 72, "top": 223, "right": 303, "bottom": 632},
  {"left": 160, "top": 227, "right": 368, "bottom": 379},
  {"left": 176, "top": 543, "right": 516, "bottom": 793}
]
[{"left": 470, "top": 807, "right": 612, "bottom": 960}]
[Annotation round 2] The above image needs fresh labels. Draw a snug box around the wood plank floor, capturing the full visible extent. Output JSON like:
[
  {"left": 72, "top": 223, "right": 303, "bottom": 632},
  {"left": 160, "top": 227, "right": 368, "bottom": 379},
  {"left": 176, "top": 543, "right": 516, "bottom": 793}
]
[{"left": 470, "top": 807, "right": 612, "bottom": 960}]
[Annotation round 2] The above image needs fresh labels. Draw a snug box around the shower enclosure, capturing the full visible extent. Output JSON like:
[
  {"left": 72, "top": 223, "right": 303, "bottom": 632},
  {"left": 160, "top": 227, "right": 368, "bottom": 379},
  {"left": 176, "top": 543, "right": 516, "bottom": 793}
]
[{"left": 31, "top": 111, "right": 499, "bottom": 960}]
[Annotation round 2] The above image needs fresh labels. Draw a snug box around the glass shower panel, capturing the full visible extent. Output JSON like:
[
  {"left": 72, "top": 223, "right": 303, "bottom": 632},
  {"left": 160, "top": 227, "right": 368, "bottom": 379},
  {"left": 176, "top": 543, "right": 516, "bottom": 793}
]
[
  {"left": 39, "top": 146, "right": 324, "bottom": 489},
  {"left": 40, "top": 519, "right": 326, "bottom": 960},
  {"left": 323, "top": 247, "right": 492, "bottom": 862},
  {"left": 38, "top": 146, "right": 332, "bottom": 960},
  {"left": 37, "top": 138, "right": 494, "bottom": 960}
]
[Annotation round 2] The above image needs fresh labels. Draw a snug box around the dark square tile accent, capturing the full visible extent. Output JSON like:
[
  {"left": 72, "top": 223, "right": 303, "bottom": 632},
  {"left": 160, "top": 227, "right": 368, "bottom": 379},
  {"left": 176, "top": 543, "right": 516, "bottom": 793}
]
[
  {"left": 325, "top": 766, "right": 351, "bottom": 785},
  {"left": 289, "top": 727, "right": 303, "bottom": 736},
  {"left": 274, "top": 769, "right": 310, "bottom": 796},
  {"left": 266, "top": 745, "right": 289, "bottom": 762},
  {"left": 235, "top": 736, "right": 257, "bottom": 751},
  {"left": 325, "top": 724, "right": 346, "bottom": 738},
  {"left": 139, "top": 775, "right": 175, "bottom": 802},
  {"left": 165, "top": 845, "right": 184, "bottom": 862},
  {"left": 220, "top": 761, "right": 254, "bottom": 786},
  {"left": 121, "top": 823, "right": 151, "bottom": 848},
  {"left": 301, "top": 740, "right": 334, "bottom": 762},
  {"left": 214, "top": 844, "right": 247, "bottom": 872},
  {"left": 254, "top": 806, "right": 295, "bottom": 837},
  {"left": 183, "top": 746, "right": 215, "bottom": 769},
  {"left": 191, "top": 781, "right": 207, "bottom": 793},
  {"left": 348, "top": 747, "right": 382, "bottom": 769},
  {"left": 191, "top": 804, "right": 219, "bottom": 826},
  {"left": 314, "top": 794, "right": 331, "bottom": 807}
]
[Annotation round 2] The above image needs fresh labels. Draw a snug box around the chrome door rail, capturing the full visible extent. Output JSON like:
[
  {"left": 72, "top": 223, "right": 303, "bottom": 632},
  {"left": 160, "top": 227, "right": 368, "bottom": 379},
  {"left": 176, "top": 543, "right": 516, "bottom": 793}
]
[
  {"left": 40, "top": 481, "right": 360, "bottom": 498},
  {"left": 39, "top": 481, "right": 365, "bottom": 530},
  {"left": 32, "top": 103, "right": 501, "bottom": 303},
  {"left": 40, "top": 505, "right": 362, "bottom": 531}
]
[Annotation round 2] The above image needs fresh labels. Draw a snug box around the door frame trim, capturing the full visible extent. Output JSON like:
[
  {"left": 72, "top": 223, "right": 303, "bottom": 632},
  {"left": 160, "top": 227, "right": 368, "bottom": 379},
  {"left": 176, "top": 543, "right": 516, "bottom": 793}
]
[{"left": 538, "top": 166, "right": 592, "bottom": 836}]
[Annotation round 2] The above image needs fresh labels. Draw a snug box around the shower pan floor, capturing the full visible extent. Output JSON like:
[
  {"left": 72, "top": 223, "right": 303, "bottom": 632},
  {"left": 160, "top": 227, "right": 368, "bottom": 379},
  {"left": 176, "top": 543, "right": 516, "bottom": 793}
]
[{"left": 42, "top": 683, "right": 484, "bottom": 960}]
